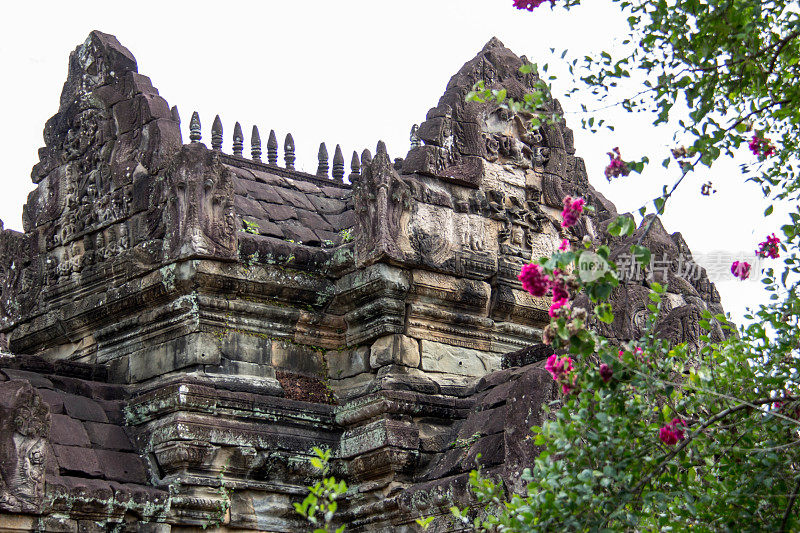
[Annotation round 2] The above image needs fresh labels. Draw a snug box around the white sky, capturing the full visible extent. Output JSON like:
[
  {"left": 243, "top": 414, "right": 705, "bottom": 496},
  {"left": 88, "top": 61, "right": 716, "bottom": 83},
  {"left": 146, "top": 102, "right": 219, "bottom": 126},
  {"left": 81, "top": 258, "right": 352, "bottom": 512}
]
[{"left": 0, "top": 1, "right": 785, "bottom": 325}]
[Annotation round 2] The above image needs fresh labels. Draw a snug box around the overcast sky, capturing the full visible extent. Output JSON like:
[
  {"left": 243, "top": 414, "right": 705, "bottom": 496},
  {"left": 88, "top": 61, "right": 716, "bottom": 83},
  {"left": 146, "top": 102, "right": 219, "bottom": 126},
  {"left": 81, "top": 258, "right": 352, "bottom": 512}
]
[{"left": 0, "top": 1, "right": 784, "bottom": 324}]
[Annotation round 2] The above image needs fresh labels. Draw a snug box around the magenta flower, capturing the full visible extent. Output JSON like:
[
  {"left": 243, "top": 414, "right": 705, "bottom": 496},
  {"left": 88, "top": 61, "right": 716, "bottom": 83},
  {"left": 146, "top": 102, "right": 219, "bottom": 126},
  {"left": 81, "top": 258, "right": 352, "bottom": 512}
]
[
  {"left": 604, "top": 147, "right": 631, "bottom": 181},
  {"left": 599, "top": 363, "right": 613, "bottom": 383},
  {"left": 559, "top": 238, "right": 570, "bottom": 251},
  {"left": 561, "top": 196, "right": 586, "bottom": 228},
  {"left": 550, "top": 269, "right": 570, "bottom": 302},
  {"left": 545, "top": 354, "right": 573, "bottom": 380},
  {"left": 513, "top": 0, "right": 555, "bottom": 10},
  {"left": 659, "top": 418, "right": 687, "bottom": 445},
  {"left": 731, "top": 260, "right": 751, "bottom": 280},
  {"left": 749, "top": 134, "right": 776, "bottom": 158},
  {"left": 756, "top": 233, "right": 780, "bottom": 259},
  {"left": 518, "top": 263, "right": 550, "bottom": 296},
  {"left": 549, "top": 297, "right": 570, "bottom": 318}
]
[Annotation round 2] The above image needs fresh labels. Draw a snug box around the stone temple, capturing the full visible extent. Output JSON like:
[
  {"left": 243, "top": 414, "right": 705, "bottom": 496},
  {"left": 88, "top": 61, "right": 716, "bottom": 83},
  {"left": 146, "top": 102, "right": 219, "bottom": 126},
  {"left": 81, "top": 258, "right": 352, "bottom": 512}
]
[{"left": 0, "top": 32, "right": 725, "bottom": 531}]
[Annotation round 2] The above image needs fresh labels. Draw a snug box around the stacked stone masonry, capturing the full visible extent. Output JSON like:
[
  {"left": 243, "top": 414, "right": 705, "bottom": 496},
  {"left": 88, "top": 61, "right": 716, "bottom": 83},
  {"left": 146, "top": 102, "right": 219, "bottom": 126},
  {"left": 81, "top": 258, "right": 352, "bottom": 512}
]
[{"left": 0, "top": 32, "right": 725, "bottom": 531}]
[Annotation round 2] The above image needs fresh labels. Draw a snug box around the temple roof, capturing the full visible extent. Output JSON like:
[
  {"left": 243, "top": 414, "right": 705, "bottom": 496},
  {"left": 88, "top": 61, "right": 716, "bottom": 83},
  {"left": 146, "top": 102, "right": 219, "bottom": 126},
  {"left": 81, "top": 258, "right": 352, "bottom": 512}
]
[
  {"left": 0, "top": 354, "right": 167, "bottom": 519},
  {"left": 225, "top": 158, "right": 354, "bottom": 247}
]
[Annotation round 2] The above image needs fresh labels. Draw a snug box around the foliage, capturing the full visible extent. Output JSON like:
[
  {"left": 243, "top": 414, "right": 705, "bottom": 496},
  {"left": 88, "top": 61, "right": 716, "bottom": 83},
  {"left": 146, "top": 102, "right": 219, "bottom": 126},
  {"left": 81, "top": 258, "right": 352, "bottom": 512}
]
[
  {"left": 242, "top": 219, "right": 260, "bottom": 234},
  {"left": 339, "top": 228, "right": 353, "bottom": 243},
  {"left": 294, "top": 447, "right": 347, "bottom": 533},
  {"left": 427, "top": 0, "right": 800, "bottom": 530}
]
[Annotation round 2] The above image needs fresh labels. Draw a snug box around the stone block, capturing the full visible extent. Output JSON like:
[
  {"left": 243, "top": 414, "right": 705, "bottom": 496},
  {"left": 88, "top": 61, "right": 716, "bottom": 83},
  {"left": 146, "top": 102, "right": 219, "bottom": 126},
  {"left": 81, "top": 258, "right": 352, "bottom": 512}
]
[
  {"left": 1, "top": 369, "right": 53, "bottom": 388},
  {"left": 83, "top": 422, "right": 134, "bottom": 451},
  {"left": 326, "top": 347, "right": 370, "bottom": 379},
  {"left": 219, "top": 333, "right": 270, "bottom": 364},
  {"left": 95, "top": 449, "right": 148, "bottom": 484},
  {"left": 50, "top": 414, "right": 92, "bottom": 447},
  {"left": 370, "top": 335, "right": 420, "bottom": 369},
  {"left": 38, "top": 387, "right": 65, "bottom": 414},
  {"left": 128, "top": 333, "right": 220, "bottom": 383},
  {"left": 52, "top": 445, "right": 103, "bottom": 477},
  {"left": 270, "top": 339, "right": 324, "bottom": 376},
  {"left": 62, "top": 393, "right": 108, "bottom": 423},
  {"left": 420, "top": 340, "right": 501, "bottom": 377}
]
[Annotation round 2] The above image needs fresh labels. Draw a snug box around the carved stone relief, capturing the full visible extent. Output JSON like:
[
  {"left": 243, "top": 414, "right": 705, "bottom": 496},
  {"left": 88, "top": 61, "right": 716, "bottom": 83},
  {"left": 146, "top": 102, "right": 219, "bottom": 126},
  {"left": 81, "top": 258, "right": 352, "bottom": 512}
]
[
  {"left": 0, "top": 381, "right": 50, "bottom": 513},
  {"left": 161, "top": 145, "right": 238, "bottom": 260}
]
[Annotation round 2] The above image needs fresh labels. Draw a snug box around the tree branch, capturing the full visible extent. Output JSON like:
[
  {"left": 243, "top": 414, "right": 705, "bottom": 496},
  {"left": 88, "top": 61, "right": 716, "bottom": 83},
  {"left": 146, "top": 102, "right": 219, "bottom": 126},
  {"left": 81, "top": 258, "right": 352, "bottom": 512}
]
[{"left": 780, "top": 475, "right": 800, "bottom": 533}]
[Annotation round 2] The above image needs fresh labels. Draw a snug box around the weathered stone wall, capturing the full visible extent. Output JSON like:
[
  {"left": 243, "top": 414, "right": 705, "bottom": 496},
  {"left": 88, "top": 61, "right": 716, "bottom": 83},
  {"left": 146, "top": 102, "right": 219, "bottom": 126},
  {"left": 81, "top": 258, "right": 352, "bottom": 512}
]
[{"left": 0, "top": 33, "right": 727, "bottom": 532}]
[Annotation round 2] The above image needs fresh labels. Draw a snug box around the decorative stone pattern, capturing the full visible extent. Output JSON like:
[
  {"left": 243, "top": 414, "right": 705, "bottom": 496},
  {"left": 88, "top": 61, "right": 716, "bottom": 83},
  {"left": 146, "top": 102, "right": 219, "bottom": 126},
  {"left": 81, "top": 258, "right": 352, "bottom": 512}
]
[{"left": 0, "top": 33, "right": 729, "bottom": 531}]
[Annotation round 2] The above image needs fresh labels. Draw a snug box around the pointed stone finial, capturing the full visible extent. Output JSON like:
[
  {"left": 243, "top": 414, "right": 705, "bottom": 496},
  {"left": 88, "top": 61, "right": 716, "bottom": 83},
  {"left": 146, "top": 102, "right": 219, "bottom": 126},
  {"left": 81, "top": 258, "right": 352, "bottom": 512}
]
[
  {"left": 284, "top": 133, "right": 296, "bottom": 169},
  {"left": 233, "top": 122, "right": 244, "bottom": 157},
  {"left": 349, "top": 151, "right": 360, "bottom": 180},
  {"left": 410, "top": 124, "right": 421, "bottom": 148},
  {"left": 317, "top": 143, "right": 329, "bottom": 177},
  {"left": 189, "top": 112, "right": 202, "bottom": 143},
  {"left": 211, "top": 115, "right": 223, "bottom": 151},
  {"left": 361, "top": 148, "right": 372, "bottom": 167},
  {"left": 332, "top": 145, "right": 345, "bottom": 182},
  {"left": 251, "top": 125, "right": 262, "bottom": 161},
  {"left": 376, "top": 140, "right": 388, "bottom": 156},
  {"left": 267, "top": 130, "right": 278, "bottom": 165},
  {"left": 171, "top": 105, "right": 181, "bottom": 124}
]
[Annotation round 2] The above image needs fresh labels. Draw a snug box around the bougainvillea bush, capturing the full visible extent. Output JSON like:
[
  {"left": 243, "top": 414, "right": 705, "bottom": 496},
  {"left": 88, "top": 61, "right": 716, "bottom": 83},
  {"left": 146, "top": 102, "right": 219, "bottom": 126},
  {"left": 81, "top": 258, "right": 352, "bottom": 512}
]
[{"left": 444, "top": 0, "right": 800, "bottom": 531}]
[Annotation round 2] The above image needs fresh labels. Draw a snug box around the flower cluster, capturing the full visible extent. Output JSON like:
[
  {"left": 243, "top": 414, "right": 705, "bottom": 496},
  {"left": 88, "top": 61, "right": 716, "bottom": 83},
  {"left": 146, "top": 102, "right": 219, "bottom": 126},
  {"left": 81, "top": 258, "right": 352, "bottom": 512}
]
[
  {"left": 545, "top": 354, "right": 576, "bottom": 394},
  {"left": 658, "top": 418, "right": 687, "bottom": 445},
  {"left": 561, "top": 196, "right": 586, "bottom": 228},
  {"left": 559, "top": 238, "right": 570, "bottom": 251},
  {"left": 518, "top": 265, "right": 579, "bottom": 320},
  {"left": 512, "top": 0, "right": 555, "bottom": 10},
  {"left": 749, "top": 134, "right": 776, "bottom": 157},
  {"left": 756, "top": 233, "right": 780, "bottom": 259},
  {"left": 604, "top": 147, "right": 630, "bottom": 181},
  {"left": 518, "top": 263, "right": 549, "bottom": 297},
  {"left": 731, "top": 260, "right": 751, "bottom": 280}
]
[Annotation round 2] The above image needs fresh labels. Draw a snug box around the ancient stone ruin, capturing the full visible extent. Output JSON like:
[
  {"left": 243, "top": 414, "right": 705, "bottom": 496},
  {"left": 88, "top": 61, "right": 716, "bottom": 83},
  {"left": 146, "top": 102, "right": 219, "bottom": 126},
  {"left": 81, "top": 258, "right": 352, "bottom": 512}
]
[{"left": 0, "top": 32, "right": 725, "bottom": 531}]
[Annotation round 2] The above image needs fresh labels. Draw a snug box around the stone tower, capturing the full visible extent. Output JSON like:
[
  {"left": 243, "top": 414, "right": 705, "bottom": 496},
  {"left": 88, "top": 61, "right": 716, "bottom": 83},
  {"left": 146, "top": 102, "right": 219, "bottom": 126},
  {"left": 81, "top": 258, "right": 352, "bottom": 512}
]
[{"left": 0, "top": 32, "right": 724, "bottom": 531}]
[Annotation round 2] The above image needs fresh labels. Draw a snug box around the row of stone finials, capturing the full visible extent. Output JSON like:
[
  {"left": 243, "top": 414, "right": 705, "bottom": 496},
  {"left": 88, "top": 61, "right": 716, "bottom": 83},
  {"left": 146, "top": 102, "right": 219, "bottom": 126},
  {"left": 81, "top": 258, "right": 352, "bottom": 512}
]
[{"left": 188, "top": 111, "right": 425, "bottom": 182}]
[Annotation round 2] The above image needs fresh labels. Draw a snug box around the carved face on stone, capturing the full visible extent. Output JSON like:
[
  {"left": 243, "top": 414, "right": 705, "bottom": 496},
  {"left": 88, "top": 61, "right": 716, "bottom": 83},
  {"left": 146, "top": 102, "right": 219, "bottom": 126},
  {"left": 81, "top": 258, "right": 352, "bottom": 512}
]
[
  {"left": 0, "top": 381, "right": 50, "bottom": 513},
  {"left": 162, "top": 145, "right": 237, "bottom": 260}
]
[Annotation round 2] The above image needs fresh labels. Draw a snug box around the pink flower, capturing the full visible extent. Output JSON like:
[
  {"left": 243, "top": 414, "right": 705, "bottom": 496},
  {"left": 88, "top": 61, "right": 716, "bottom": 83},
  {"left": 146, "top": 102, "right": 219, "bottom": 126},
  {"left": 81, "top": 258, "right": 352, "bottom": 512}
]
[
  {"left": 518, "top": 263, "right": 550, "bottom": 296},
  {"left": 549, "top": 297, "right": 570, "bottom": 318},
  {"left": 561, "top": 196, "right": 586, "bottom": 228},
  {"left": 545, "top": 354, "right": 573, "bottom": 380},
  {"left": 756, "top": 233, "right": 780, "bottom": 259},
  {"left": 659, "top": 418, "right": 687, "bottom": 445},
  {"left": 749, "top": 134, "right": 776, "bottom": 158},
  {"left": 604, "top": 147, "right": 631, "bottom": 181},
  {"left": 546, "top": 354, "right": 577, "bottom": 395},
  {"left": 550, "top": 269, "right": 570, "bottom": 302},
  {"left": 731, "top": 260, "right": 751, "bottom": 280},
  {"left": 659, "top": 426, "right": 680, "bottom": 445},
  {"left": 559, "top": 238, "right": 570, "bottom": 251},
  {"left": 599, "top": 363, "right": 613, "bottom": 383},
  {"left": 513, "top": 0, "right": 555, "bottom": 10}
]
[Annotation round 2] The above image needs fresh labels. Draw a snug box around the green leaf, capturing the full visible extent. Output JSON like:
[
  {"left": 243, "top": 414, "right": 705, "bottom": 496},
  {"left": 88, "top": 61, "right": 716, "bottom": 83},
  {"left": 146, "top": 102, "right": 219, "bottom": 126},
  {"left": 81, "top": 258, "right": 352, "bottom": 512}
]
[
  {"left": 595, "top": 303, "right": 615, "bottom": 323},
  {"left": 631, "top": 244, "right": 651, "bottom": 266},
  {"left": 608, "top": 215, "right": 636, "bottom": 237}
]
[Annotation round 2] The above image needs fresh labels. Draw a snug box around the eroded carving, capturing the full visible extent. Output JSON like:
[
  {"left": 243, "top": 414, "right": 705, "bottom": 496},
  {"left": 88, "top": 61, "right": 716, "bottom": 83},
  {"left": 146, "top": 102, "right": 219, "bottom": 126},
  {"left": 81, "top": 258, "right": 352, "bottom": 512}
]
[
  {"left": 0, "top": 381, "right": 50, "bottom": 513},
  {"left": 161, "top": 144, "right": 238, "bottom": 260}
]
